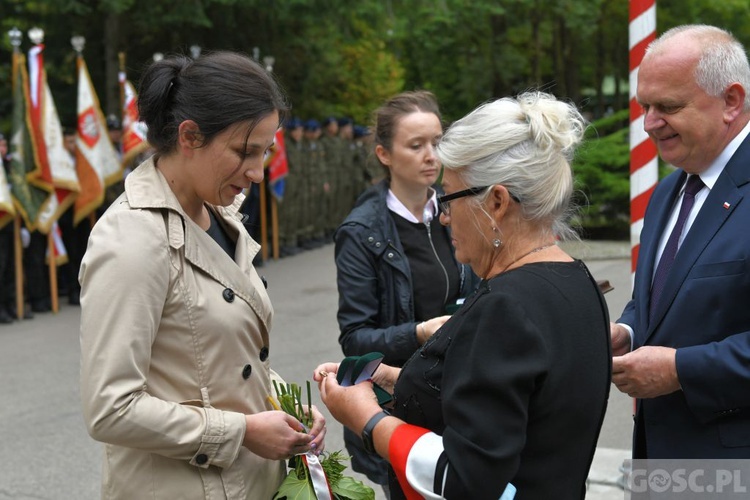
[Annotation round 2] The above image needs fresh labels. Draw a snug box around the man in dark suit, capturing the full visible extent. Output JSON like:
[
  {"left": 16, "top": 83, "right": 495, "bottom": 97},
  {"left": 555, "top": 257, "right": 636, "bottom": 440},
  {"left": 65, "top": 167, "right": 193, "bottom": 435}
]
[{"left": 611, "top": 24, "right": 750, "bottom": 459}]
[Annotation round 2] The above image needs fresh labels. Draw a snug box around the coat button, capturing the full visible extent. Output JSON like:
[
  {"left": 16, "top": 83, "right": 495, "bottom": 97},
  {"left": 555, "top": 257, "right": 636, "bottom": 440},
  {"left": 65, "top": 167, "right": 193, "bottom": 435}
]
[
  {"left": 259, "top": 346, "right": 269, "bottom": 361},
  {"left": 261, "top": 276, "right": 268, "bottom": 289},
  {"left": 195, "top": 454, "right": 208, "bottom": 465},
  {"left": 375, "top": 242, "right": 381, "bottom": 248},
  {"left": 223, "top": 288, "right": 235, "bottom": 302},
  {"left": 387, "top": 252, "right": 394, "bottom": 259},
  {"left": 242, "top": 364, "right": 252, "bottom": 379}
]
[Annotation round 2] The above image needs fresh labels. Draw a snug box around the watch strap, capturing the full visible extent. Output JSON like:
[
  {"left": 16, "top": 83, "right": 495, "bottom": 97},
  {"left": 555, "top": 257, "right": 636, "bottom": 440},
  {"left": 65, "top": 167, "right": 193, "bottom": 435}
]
[{"left": 361, "top": 410, "right": 390, "bottom": 453}]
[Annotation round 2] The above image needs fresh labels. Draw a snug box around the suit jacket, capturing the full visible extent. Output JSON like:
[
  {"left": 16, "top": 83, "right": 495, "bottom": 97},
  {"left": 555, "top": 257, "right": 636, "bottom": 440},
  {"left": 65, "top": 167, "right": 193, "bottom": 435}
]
[{"left": 619, "top": 134, "right": 750, "bottom": 458}]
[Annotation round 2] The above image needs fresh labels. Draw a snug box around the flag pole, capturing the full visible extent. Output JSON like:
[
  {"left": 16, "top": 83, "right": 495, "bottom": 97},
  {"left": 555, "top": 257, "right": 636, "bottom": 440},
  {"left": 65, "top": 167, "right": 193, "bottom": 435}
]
[
  {"left": 13, "top": 216, "right": 24, "bottom": 320},
  {"left": 626, "top": 0, "right": 657, "bottom": 487},
  {"left": 260, "top": 177, "right": 268, "bottom": 262},
  {"left": 48, "top": 231, "right": 59, "bottom": 312},
  {"left": 9, "top": 28, "right": 26, "bottom": 320},
  {"left": 629, "top": 0, "right": 658, "bottom": 284},
  {"left": 28, "top": 27, "right": 59, "bottom": 313},
  {"left": 118, "top": 52, "right": 126, "bottom": 115},
  {"left": 271, "top": 196, "right": 279, "bottom": 260}
]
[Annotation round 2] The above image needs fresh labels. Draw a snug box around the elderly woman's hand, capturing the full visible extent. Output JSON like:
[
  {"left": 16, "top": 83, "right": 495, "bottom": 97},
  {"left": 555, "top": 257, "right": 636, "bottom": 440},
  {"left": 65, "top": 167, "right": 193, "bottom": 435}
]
[
  {"left": 312, "top": 362, "right": 340, "bottom": 382},
  {"left": 315, "top": 365, "right": 382, "bottom": 436}
]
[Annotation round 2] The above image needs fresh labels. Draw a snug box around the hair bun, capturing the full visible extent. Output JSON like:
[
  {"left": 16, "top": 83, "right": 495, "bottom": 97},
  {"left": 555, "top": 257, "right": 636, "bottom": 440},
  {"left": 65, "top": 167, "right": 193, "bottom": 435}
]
[{"left": 518, "top": 92, "right": 585, "bottom": 161}]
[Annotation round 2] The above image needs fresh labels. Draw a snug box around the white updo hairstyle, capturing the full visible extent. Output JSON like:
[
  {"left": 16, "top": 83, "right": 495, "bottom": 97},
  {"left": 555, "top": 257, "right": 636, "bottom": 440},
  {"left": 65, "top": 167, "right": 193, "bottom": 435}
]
[{"left": 436, "top": 91, "right": 586, "bottom": 241}]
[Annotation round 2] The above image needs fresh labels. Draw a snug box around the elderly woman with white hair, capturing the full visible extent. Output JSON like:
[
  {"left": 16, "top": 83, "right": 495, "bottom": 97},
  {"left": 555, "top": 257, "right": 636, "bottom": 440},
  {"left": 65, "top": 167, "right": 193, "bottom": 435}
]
[{"left": 314, "top": 91, "right": 611, "bottom": 499}]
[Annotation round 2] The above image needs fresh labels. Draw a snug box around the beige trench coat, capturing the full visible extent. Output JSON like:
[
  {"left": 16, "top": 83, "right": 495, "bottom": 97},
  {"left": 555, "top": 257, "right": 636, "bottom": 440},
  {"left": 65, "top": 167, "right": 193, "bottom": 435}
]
[{"left": 79, "top": 158, "right": 285, "bottom": 499}]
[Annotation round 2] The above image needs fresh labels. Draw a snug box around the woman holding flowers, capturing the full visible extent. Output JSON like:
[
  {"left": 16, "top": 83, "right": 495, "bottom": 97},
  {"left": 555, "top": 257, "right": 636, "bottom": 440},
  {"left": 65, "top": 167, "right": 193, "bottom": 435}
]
[
  {"left": 315, "top": 91, "right": 611, "bottom": 499},
  {"left": 79, "top": 51, "right": 325, "bottom": 499}
]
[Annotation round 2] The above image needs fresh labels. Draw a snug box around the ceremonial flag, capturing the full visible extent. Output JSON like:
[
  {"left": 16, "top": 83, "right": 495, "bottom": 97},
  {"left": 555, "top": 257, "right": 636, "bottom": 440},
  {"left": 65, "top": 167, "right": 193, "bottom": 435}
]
[
  {"left": 28, "top": 43, "right": 80, "bottom": 234},
  {"left": 0, "top": 162, "right": 14, "bottom": 229},
  {"left": 8, "top": 52, "right": 52, "bottom": 230},
  {"left": 46, "top": 221, "right": 68, "bottom": 266},
  {"left": 266, "top": 128, "right": 288, "bottom": 201},
  {"left": 73, "top": 55, "right": 122, "bottom": 225},
  {"left": 119, "top": 75, "right": 149, "bottom": 168}
]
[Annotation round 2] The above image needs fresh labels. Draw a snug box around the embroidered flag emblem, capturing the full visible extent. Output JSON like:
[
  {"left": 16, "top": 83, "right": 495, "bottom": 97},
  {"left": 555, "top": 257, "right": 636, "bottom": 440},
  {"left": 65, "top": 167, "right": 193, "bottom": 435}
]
[{"left": 723, "top": 202, "right": 731, "bottom": 209}]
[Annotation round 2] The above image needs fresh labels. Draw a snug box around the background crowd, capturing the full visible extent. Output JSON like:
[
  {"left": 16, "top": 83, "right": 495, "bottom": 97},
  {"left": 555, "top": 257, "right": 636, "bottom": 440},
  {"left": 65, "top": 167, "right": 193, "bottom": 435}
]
[{"left": 265, "top": 115, "right": 382, "bottom": 258}]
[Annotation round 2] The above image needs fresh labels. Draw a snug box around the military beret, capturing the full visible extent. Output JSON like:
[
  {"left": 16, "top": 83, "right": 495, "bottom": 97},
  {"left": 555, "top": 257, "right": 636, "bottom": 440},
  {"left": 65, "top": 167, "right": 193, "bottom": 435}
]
[
  {"left": 285, "top": 117, "right": 304, "bottom": 130},
  {"left": 353, "top": 125, "right": 370, "bottom": 138}
]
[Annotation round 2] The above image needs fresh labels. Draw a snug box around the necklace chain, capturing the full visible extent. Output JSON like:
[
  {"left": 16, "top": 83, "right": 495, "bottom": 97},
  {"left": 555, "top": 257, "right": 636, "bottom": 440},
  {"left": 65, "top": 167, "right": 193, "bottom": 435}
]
[{"left": 500, "top": 243, "right": 556, "bottom": 274}]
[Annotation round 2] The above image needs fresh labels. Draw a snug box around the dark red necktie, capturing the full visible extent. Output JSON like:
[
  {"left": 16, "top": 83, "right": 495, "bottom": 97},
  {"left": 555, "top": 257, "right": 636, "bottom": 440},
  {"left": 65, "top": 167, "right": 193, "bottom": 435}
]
[{"left": 649, "top": 174, "right": 705, "bottom": 323}]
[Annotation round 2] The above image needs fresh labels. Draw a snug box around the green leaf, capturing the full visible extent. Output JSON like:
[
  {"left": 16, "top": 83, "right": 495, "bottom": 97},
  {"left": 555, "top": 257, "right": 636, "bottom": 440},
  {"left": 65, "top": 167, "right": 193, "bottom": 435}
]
[
  {"left": 273, "top": 473, "right": 316, "bottom": 500},
  {"left": 331, "top": 476, "right": 375, "bottom": 500}
]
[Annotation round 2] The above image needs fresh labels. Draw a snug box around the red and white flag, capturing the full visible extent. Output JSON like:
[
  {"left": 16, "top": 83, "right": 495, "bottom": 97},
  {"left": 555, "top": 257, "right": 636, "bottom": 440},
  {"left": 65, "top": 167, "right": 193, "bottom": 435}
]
[
  {"left": 119, "top": 73, "right": 149, "bottom": 168},
  {"left": 28, "top": 43, "right": 79, "bottom": 234},
  {"left": 73, "top": 55, "right": 122, "bottom": 225}
]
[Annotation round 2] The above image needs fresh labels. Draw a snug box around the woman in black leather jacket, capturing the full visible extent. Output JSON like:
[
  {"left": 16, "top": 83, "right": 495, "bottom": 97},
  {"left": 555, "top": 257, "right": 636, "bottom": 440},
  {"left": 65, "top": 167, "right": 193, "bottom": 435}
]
[{"left": 333, "top": 91, "right": 476, "bottom": 494}]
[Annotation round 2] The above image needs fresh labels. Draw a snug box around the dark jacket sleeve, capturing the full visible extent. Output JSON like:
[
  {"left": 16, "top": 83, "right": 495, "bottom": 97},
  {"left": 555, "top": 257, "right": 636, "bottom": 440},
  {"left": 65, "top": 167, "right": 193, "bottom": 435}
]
[{"left": 334, "top": 222, "right": 420, "bottom": 365}]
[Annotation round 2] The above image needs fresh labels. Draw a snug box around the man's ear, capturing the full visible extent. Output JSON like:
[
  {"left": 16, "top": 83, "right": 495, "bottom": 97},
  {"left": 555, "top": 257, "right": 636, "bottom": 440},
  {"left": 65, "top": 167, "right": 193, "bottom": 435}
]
[
  {"left": 724, "top": 82, "right": 746, "bottom": 123},
  {"left": 178, "top": 120, "right": 204, "bottom": 150}
]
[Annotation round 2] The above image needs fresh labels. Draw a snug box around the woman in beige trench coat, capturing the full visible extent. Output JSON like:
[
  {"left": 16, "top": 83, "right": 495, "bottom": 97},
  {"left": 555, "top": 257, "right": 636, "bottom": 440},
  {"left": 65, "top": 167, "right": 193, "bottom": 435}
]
[{"left": 79, "top": 51, "right": 326, "bottom": 500}]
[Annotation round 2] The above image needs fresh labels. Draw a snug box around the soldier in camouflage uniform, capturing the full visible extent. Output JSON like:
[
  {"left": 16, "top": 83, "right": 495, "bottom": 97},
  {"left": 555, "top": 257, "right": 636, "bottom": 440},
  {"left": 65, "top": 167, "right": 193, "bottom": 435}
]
[
  {"left": 300, "top": 119, "right": 325, "bottom": 249},
  {"left": 352, "top": 125, "right": 375, "bottom": 201},
  {"left": 337, "top": 117, "right": 358, "bottom": 224},
  {"left": 318, "top": 116, "right": 341, "bottom": 240},
  {"left": 278, "top": 118, "right": 305, "bottom": 257}
]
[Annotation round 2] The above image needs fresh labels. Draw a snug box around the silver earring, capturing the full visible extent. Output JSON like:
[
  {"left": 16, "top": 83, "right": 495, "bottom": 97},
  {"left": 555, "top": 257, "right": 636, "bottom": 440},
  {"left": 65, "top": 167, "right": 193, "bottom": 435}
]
[{"left": 493, "top": 239, "right": 501, "bottom": 248}]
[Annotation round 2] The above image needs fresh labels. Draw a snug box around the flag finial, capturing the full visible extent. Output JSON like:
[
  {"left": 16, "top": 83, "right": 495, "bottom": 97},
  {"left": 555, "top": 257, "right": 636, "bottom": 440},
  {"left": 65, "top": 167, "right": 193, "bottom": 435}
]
[
  {"left": 71, "top": 35, "right": 85, "bottom": 54},
  {"left": 28, "top": 27, "right": 44, "bottom": 45},
  {"left": 8, "top": 27, "right": 22, "bottom": 50}
]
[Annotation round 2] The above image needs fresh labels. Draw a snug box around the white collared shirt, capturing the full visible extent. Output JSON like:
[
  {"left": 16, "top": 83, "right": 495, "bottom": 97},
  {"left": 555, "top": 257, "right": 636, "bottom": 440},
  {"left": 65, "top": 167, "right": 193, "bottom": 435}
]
[{"left": 386, "top": 187, "right": 439, "bottom": 224}]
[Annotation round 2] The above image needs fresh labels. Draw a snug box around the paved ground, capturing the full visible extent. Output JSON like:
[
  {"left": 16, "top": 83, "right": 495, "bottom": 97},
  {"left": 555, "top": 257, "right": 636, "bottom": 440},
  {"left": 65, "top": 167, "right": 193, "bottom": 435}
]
[{"left": 0, "top": 239, "right": 634, "bottom": 499}]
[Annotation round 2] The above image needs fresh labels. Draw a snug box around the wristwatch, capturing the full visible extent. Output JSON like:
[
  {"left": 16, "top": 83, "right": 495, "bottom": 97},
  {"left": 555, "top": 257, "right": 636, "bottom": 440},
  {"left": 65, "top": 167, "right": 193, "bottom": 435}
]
[{"left": 361, "top": 410, "right": 390, "bottom": 454}]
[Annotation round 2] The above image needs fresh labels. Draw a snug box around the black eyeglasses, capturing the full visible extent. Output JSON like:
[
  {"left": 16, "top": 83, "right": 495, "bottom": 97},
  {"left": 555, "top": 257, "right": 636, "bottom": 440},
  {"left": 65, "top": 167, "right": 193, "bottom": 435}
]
[{"left": 437, "top": 185, "right": 520, "bottom": 215}]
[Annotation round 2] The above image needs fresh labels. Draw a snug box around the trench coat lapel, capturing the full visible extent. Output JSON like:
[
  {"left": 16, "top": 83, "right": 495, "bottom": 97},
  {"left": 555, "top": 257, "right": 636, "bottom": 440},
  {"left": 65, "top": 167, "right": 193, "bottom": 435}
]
[
  {"left": 125, "top": 159, "right": 272, "bottom": 334},
  {"left": 181, "top": 204, "right": 272, "bottom": 331}
]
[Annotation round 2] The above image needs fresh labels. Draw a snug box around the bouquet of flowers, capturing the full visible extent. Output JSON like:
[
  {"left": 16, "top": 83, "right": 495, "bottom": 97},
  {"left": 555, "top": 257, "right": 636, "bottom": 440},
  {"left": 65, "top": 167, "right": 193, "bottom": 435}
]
[{"left": 270, "top": 380, "right": 374, "bottom": 500}]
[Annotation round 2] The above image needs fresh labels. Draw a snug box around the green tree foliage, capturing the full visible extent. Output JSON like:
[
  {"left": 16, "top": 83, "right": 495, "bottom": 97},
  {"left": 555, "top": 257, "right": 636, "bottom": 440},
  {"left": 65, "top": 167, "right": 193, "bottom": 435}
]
[
  {"left": 2, "top": 0, "right": 750, "bottom": 237},
  {"left": 573, "top": 110, "right": 631, "bottom": 239}
]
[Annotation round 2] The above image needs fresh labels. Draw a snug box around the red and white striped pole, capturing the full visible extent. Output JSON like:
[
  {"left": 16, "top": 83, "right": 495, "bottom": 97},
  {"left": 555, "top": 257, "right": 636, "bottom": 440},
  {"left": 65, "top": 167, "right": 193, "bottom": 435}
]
[{"left": 629, "top": 0, "right": 657, "bottom": 282}]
